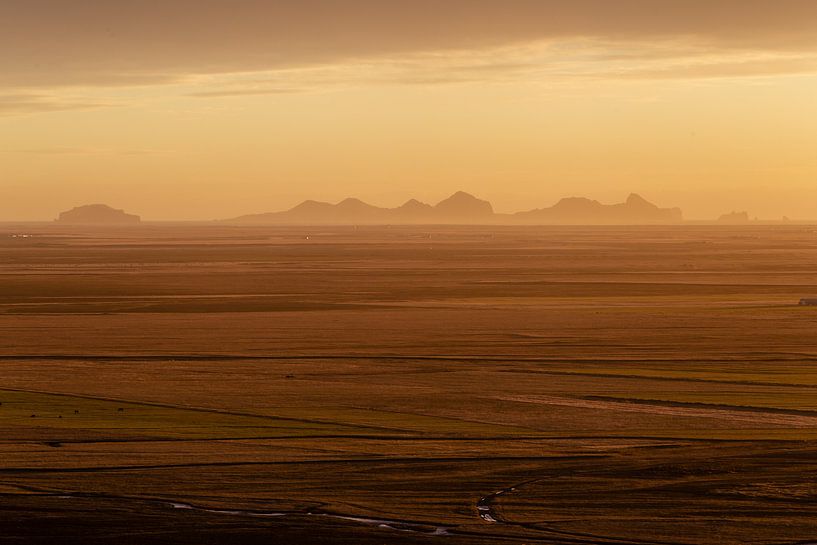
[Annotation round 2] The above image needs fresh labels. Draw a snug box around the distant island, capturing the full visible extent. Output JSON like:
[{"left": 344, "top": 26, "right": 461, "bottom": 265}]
[
  {"left": 51, "top": 197, "right": 801, "bottom": 225},
  {"left": 514, "top": 193, "right": 682, "bottom": 224},
  {"left": 717, "top": 211, "right": 751, "bottom": 224},
  {"left": 226, "top": 191, "right": 682, "bottom": 225},
  {"left": 228, "top": 191, "right": 494, "bottom": 225},
  {"left": 56, "top": 204, "right": 141, "bottom": 225}
]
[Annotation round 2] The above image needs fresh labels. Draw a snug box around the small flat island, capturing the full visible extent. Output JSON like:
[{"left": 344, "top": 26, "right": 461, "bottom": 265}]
[{"left": 56, "top": 204, "right": 141, "bottom": 225}]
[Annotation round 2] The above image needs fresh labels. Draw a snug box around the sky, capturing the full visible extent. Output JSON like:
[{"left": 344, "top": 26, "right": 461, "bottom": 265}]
[{"left": 2, "top": 0, "right": 817, "bottom": 221}]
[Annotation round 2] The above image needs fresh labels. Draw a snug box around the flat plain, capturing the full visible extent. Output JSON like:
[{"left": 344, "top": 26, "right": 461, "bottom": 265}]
[{"left": 1, "top": 224, "right": 817, "bottom": 544}]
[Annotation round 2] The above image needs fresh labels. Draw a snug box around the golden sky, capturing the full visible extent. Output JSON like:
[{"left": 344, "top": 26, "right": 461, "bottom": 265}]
[{"left": 2, "top": 0, "right": 817, "bottom": 220}]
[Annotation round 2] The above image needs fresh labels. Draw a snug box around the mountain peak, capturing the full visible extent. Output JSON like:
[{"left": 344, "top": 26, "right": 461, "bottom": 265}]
[
  {"left": 290, "top": 199, "right": 332, "bottom": 212},
  {"left": 398, "top": 198, "right": 432, "bottom": 210},
  {"left": 337, "top": 197, "right": 375, "bottom": 209},
  {"left": 625, "top": 193, "right": 654, "bottom": 208},
  {"left": 434, "top": 191, "right": 494, "bottom": 217}
]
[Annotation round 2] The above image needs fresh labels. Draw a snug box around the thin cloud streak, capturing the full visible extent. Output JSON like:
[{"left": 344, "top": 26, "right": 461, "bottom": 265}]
[
  {"left": 1, "top": 147, "right": 175, "bottom": 156},
  {"left": 186, "top": 88, "right": 304, "bottom": 98},
  {"left": 0, "top": 93, "right": 111, "bottom": 116},
  {"left": 185, "top": 40, "right": 817, "bottom": 98}
]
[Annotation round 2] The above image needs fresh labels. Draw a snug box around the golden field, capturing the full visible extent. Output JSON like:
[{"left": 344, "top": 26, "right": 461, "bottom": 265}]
[{"left": 1, "top": 224, "right": 817, "bottom": 544}]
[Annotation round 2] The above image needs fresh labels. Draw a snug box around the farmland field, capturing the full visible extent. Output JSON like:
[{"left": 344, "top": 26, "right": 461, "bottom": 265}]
[{"left": 2, "top": 224, "right": 817, "bottom": 544}]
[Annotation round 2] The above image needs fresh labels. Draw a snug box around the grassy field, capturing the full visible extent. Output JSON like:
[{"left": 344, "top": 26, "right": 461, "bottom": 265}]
[{"left": 1, "top": 224, "right": 817, "bottom": 544}]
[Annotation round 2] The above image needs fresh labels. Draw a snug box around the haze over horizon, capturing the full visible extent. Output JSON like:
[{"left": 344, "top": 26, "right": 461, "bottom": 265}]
[{"left": 2, "top": 1, "right": 817, "bottom": 221}]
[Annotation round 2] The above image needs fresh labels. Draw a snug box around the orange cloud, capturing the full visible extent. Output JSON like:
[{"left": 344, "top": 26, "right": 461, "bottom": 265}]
[{"left": 3, "top": 0, "right": 817, "bottom": 89}]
